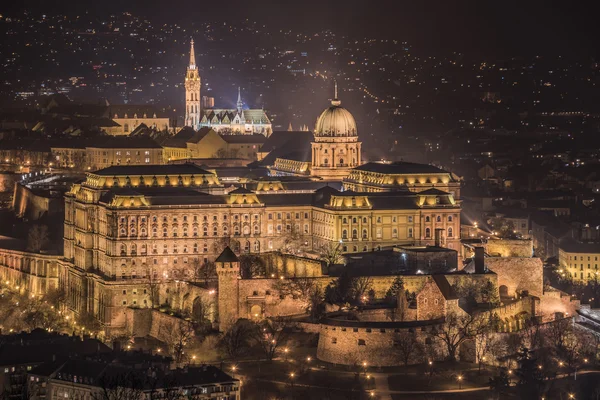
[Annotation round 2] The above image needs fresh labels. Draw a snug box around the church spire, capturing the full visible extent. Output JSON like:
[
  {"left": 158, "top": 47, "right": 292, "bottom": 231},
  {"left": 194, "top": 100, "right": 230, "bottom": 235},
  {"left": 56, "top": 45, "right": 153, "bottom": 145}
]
[
  {"left": 288, "top": 122, "right": 293, "bottom": 131},
  {"left": 237, "top": 87, "right": 243, "bottom": 114},
  {"left": 189, "top": 38, "right": 196, "bottom": 69}
]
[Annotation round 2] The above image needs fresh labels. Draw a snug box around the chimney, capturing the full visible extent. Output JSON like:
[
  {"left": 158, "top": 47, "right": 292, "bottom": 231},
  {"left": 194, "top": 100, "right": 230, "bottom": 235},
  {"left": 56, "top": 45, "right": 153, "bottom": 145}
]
[
  {"left": 434, "top": 228, "right": 443, "bottom": 247},
  {"left": 113, "top": 340, "right": 121, "bottom": 352},
  {"left": 474, "top": 247, "right": 485, "bottom": 274}
]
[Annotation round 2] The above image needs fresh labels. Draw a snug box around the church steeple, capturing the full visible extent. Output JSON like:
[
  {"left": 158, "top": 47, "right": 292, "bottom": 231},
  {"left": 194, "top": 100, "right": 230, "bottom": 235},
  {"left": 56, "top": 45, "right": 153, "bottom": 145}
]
[
  {"left": 185, "top": 38, "right": 201, "bottom": 129},
  {"left": 189, "top": 39, "right": 196, "bottom": 69},
  {"left": 236, "top": 87, "right": 243, "bottom": 115}
]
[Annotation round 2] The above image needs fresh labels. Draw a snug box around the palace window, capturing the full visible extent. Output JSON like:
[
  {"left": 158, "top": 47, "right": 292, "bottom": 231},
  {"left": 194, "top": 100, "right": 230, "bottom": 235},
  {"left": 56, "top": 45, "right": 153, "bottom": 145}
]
[
  {"left": 392, "top": 228, "right": 398, "bottom": 238},
  {"left": 352, "top": 229, "right": 358, "bottom": 239},
  {"left": 436, "top": 216, "right": 441, "bottom": 223},
  {"left": 408, "top": 228, "right": 413, "bottom": 238},
  {"left": 448, "top": 227, "right": 453, "bottom": 238},
  {"left": 362, "top": 229, "right": 368, "bottom": 239},
  {"left": 342, "top": 230, "right": 348, "bottom": 239},
  {"left": 408, "top": 216, "right": 413, "bottom": 223},
  {"left": 448, "top": 215, "right": 453, "bottom": 222},
  {"left": 425, "top": 228, "right": 431, "bottom": 238},
  {"left": 425, "top": 216, "right": 431, "bottom": 222}
]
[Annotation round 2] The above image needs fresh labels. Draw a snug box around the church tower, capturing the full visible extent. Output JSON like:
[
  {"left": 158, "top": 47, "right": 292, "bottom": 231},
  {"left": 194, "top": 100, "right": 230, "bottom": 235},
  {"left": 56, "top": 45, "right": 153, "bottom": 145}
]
[{"left": 185, "top": 39, "right": 201, "bottom": 129}]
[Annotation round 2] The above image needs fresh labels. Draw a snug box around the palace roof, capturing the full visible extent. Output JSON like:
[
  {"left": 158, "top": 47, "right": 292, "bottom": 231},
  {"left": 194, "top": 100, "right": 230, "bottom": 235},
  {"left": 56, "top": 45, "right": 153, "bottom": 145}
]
[
  {"left": 92, "top": 163, "right": 213, "bottom": 176},
  {"left": 353, "top": 161, "right": 450, "bottom": 175}
]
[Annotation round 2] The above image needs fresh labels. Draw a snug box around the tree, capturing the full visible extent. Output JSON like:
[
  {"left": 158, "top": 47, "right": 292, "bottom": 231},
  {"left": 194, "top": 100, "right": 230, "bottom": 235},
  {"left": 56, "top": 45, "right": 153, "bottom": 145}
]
[
  {"left": 218, "top": 318, "right": 254, "bottom": 360},
  {"left": 78, "top": 311, "right": 103, "bottom": 336},
  {"left": 251, "top": 317, "right": 294, "bottom": 361},
  {"left": 430, "top": 312, "right": 492, "bottom": 362},
  {"left": 165, "top": 320, "right": 195, "bottom": 365},
  {"left": 480, "top": 280, "right": 500, "bottom": 308},
  {"left": 323, "top": 271, "right": 372, "bottom": 306},
  {"left": 281, "top": 224, "right": 304, "bottom": 255},
  {"left": 514, "top": 347, "right": 546, "bottom": 399},
  {"left": 393, "top": 331, "right": 422, "bottom": 366},
  {"left": 239, "top": 254, "right": 266, "bottom": 279},
  {"left": 146, "top": 265, "right": 161, "bottom": 308},
  {"left": 92, "top": 371, "right": 146, "bottom": 400},
  {"left": 26, "top": 225, "right": 50, "bottom": 252},
  {"left": 488, "top": 369, "right": 510, "bottom": 399},
  {"left": 273, "top": 277, "right": 316, "bottom": 312},
  {"left": 385, "top": 277, "right": 404, "bottom": 303},
  {"left": 319, "top": 242, "right": 344, "bottom": 268},
  {"left": 520, "top": 317, "right": 543, "bottom": 351},
  {"left": 308, "top": 285, "right": 325, "bottom": 321}
]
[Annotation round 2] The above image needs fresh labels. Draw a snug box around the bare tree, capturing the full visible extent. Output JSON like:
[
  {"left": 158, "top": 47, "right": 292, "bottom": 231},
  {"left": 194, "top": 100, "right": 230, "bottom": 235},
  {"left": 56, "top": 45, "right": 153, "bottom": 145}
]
[
  {"left": 92, "top": 371, "right": 146, "bottom": 400},
  {"left": 351, "top": 276, "right": 373, "bottom": 303},
  {"left": 218, "top": 318, "right": 254, "bottom": 360},
  {"left": 251, "top": 317, "right": 294, "bottom": 361},
  {"left": 239, "top": 254, "right": 266, "bottom": 278},
  {"left": 393, "top": 331, "right": 422, "bottom": 366},
  {"left": 282, "top": 224, "right": 304, "bottom": 255},
  {"left": 520, "top": 317, "right": 543, "bottom": 351},
  {"left": 27, "top": 225, "right": 50, "bottom": 252},
  {"left": 430, "top": 312, "right": 492, "bottom": 362},
  {"left": 319, "top": 242, "right": 344, "bottom": 268},
  {"left": 164, "top": 320, "right": 195, "bottom": 365},
  {"left": 146, "top": 265, "right": 161, "bottom": 308}
]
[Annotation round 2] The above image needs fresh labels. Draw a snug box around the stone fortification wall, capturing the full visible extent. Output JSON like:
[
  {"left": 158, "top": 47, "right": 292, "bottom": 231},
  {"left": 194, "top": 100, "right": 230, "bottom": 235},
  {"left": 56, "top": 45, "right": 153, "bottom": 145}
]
[
  {"left": 484, "top": 257, "right": 543, "bottom": 297},
  {"left": 316, "top": 319, "right": 447, "bottom": 366},
  {"left": 486, "top": 239, "right": 533, "bottom": 258},
  {"left": 12, "top": 183, "right": 63, "bottom": 220},
  {"left": 262, "top": 252, "right": 324, "bottom": 277}
]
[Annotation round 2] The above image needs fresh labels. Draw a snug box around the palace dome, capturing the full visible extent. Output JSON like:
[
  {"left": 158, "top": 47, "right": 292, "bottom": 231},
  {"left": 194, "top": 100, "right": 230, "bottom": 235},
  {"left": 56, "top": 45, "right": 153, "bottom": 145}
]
[{"left": 314, "top": 98, "right": 357, "bottom": 138}]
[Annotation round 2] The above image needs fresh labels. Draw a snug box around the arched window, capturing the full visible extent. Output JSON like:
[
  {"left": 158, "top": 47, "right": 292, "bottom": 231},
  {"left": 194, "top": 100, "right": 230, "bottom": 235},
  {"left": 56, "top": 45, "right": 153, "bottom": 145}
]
[
  {"left": 193, "top": 227, "right": 198, "bottom": 237},
  {"left": 213, "top": 226, "right": 218, "bottom": 236},
  {"left": 183, "top": 245, "right": 188, "bottom": 253},
  {"left": 140, "top": 228, "right": 146, "bottom": 237},
  {"left": 152, "top": 227, "right": 157, "bottom": 237},
  {"left": 352, "top": 229, "right": 358, "bottom": 239},
  {"left": 193, "top": 243, "right": 198, "bottom": 253},
  {"left": 353, "top": 246, "right": 358, "bottom": 252},
  {"left": 343, "top": 218, "right": 348, "bottom": 224},
  {"left": 448, "top": 215, "right": 453, "bottom": 222},
  {"left": 130, "top": 244, "right": 137, "bottom": 255},
  {"left": 120, "top": 244, "right": 127, "bottom": 256},
  {"left": 362, "top": 229, "right": 368, "bottom": 239},
  {"left": 141, "top": 244, "right": 147, "bottom": 255},
  {"left": 342, "top": 229, "right": 348, "bottom": 239},
  {"left": 203, "top": 226, "right": 208, "bottom": 236},
  {"left": 339, "top": 158, "right": 344, "bottom": 165},
  {"left": 425, "top": 216, "right": 431, "bottom": 223},
  {"left": 448, "top": 227, "right": 453, "bottom": 238},
  {"left": 244, "top": 241, "right": 250, "bottom": 252},
  {"left": 162, "top": 227, "right": 167, "bottom": 237},
  {"left": 324, "top": 158, "right": 329, "bottom": 165},
  {"left": 425, "top": 228, "right": 431, "bottom": 238},
  {"left": 253, "top": 224, "right": 259, "bottom": 234},
  {"left": 254, "top": 241, "right": 260, "bottom": 252},
  {"left": 436, "top": 216, "right": 441, "bottom": 223},
  {"left": 183, "top": 227, "right": 188, "bottom": 237},
  {"left": 124, "top": 123, "right": 130, "bottom": 132}
]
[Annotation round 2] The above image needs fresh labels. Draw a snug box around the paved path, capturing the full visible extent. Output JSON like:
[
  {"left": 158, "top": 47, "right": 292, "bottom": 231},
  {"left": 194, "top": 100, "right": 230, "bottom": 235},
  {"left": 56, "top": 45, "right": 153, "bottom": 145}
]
[{"left": 243, "top": 370, "right": 600, "bottom": 395}]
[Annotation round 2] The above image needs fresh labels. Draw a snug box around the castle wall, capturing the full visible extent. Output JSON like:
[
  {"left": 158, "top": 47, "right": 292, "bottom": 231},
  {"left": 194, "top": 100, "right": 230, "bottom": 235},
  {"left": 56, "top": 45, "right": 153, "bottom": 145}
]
[
  {"left": 316, "top": 320, "right": 446, "bottom": 366},
  {"left": 484, "top": 257, "right": 543, "bottom": 297},
  {"left": 12, "top": 183, "right": 63, "bottom": 220},
  {"left": 263, "top": 252, "right": 324, "bottom": 277},
  {"left": 486, "top": 239, "right": 533, "bottom": 258}
]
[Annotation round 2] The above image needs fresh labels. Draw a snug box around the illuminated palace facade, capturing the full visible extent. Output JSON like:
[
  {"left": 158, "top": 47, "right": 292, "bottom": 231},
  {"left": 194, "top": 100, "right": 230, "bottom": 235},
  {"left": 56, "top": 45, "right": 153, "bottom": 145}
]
[{"left": 58, "top": 162, "right": 460, "bottom": 327}]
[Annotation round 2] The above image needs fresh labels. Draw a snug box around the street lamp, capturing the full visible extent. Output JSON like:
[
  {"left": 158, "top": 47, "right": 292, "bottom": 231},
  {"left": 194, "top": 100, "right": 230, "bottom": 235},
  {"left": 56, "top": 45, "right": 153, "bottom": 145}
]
[{"left": 457, "top": 375, "right": 463, "bottom": 390}]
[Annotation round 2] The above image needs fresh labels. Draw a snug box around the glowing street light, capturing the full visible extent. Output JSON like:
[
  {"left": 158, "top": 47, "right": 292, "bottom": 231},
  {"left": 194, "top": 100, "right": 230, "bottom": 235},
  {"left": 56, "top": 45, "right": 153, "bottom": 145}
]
[{"left": 457, "top": 375, "right": 463, "bottom": 390}]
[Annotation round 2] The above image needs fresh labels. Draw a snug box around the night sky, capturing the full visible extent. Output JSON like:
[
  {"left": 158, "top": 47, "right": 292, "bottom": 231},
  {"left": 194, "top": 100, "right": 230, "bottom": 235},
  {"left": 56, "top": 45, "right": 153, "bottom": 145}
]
[{"left": 3, "top": 0, "right": 598, "bottom": 57}]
